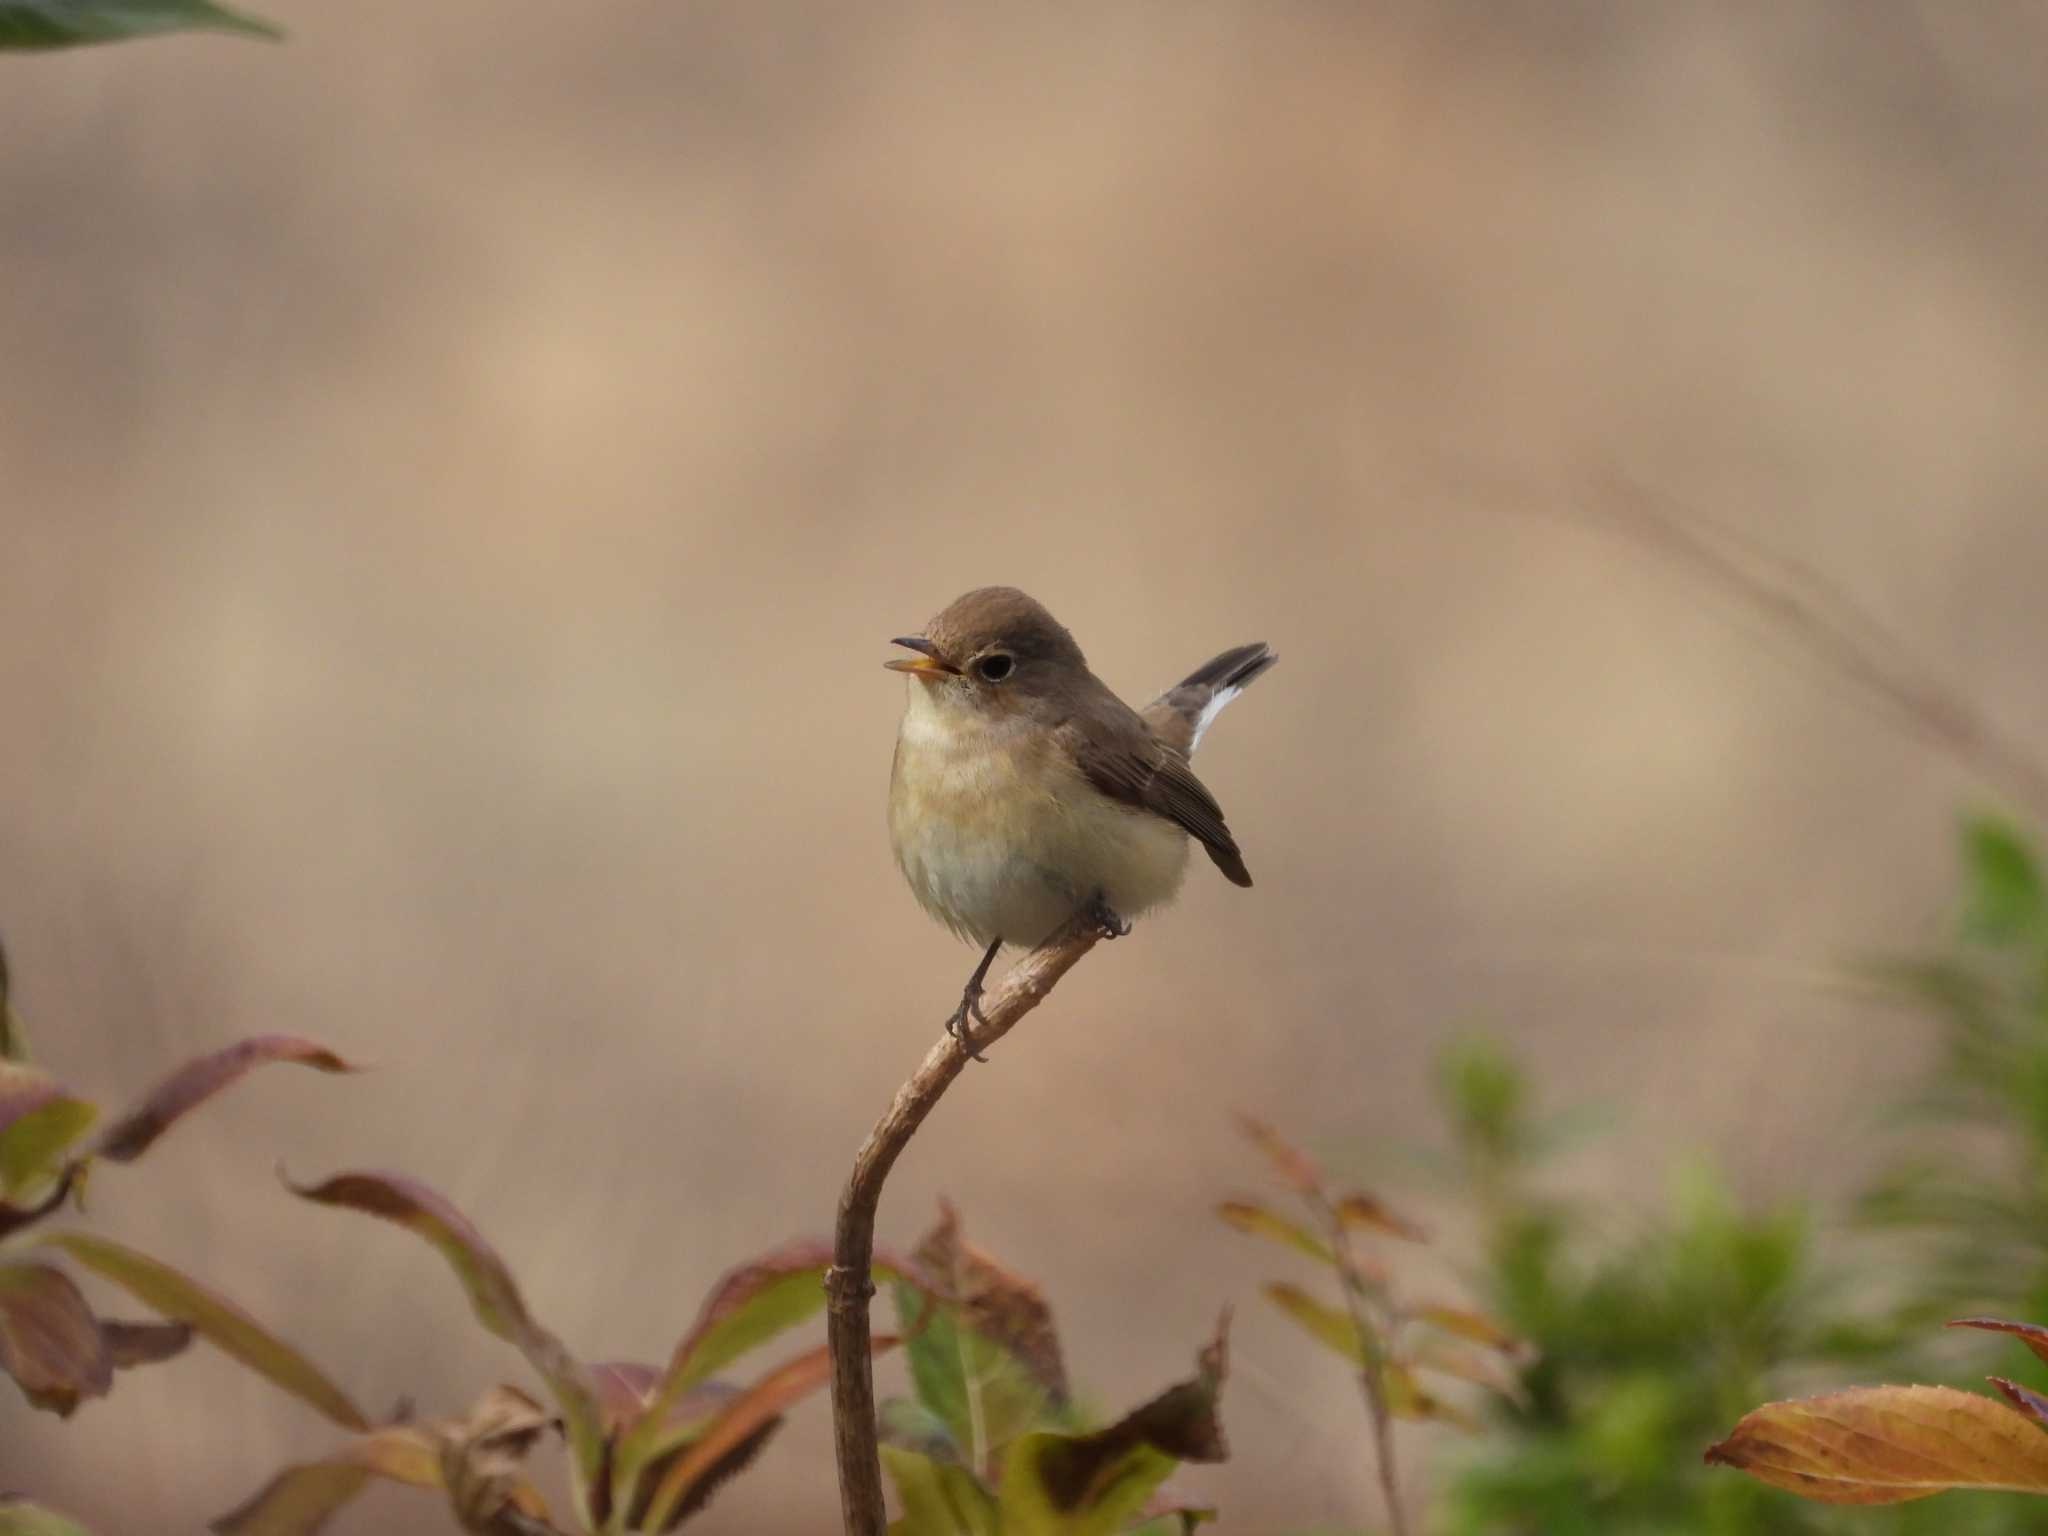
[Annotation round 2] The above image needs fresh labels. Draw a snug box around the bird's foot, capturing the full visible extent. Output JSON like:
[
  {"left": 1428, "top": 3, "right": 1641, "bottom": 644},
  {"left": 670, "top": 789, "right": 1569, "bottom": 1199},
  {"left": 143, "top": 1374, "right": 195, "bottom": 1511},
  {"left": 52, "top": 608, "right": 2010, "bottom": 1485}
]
[
  {"left": 946, "top": 981, "right": 991, "bottom": 1063},
  {"left": 1085, "top": 894, "right": 1131, "bottom": 939}
]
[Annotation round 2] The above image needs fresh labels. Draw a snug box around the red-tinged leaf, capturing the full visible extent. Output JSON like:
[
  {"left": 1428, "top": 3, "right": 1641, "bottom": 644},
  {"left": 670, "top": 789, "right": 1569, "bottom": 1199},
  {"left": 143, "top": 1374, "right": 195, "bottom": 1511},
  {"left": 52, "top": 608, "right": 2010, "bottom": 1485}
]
[
  {"left": 1262, "top": 1282, "right": 1365, "bottom": 1365},
  {"left": 282, "top": 1171, "right": 602, "bottom": 1502},
  {"left": 38, "top": 1230, "right": 366, "bottom": 1431},
  {"left": 1412, "top": 1303, "right": 1524, "bottom": 1356},
  {"left": 0, "top": 1261, "right": 111, "bottom": 1416},
  {"left": 0, "top": 1497, "right": 96, "bottom": 1536},
  {"left": 0, "top": 1063, "right": 95, "bottom": 1198},
  {"left": 639, "top": 1337, "right": 900, "bottom": 1532},
  {"left": 1214, "top": 1201, "right": 1335, "bottom": 1266},
  {"left": 613, "top": 1238, "right": 921, "bottom": 1510},
  {"left": 1235, "top": 1115, "right": 1321, "bottom": 1196},
  {"left": 1333, "top": 1193, "right": 1429, "bottom": 1244},
  {"left": 1707, "top": 1384, "right": 2048, "bottom": 1503},
  {"left": 90, "top": 1037, "right": 358, "bottom": 1165},
  {"left": 102, "top": 1317, "right": 194, "bottom": 1370},
  {"left": 1951, "top": 1317, "right": 2048, "bottom": 1370},
  {"left": 1990, "top": 1376, "right": 2048, "bottom": 1430},
  {"left": 211, "top": 1425, "right": 443, "bottom": 1536}
]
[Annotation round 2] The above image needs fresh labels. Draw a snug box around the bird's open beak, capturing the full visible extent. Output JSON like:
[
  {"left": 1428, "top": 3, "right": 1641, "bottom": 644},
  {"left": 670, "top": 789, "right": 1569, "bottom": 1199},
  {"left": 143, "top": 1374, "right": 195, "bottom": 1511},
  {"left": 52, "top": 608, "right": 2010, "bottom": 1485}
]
[{"left": 885, "top": 636, "right": 959, "bottom": 677}]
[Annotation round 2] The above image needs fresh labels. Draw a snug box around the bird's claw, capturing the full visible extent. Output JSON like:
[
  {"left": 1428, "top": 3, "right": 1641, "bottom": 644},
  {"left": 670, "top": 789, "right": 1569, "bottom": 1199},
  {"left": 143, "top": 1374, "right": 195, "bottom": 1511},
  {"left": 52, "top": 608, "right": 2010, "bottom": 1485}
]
[
  {"left": 947, "top": 986, "right": 991, "bottom": 1063},
  {"left": 1085, "top": 895, "right": 1131, "bottom": 939}
]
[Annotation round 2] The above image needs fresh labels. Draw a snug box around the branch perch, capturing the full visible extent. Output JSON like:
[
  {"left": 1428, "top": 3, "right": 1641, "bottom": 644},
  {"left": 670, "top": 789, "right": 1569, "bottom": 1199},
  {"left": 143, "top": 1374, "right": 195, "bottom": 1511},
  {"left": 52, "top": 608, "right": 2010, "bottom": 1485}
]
[{"left": 825, "top": 911, "right": 1109, "bottom": 1535}]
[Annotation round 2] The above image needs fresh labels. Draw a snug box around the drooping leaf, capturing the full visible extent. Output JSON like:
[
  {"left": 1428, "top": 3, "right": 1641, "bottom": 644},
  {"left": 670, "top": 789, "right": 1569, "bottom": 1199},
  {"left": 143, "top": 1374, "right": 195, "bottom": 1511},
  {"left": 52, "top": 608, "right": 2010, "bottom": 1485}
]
[
  {"left": 1706, "top": 1384, "right": 2048, "bottom": 1503},
  {"left": 584, "top": 1364, "right": 761, "bottom": 1532},
  {"left": 1333, "top": 1193, "right": 1429, "bottom": 1244},
  {"left": 1213, "top": 1201, "right": 1334, "bottom": 1266},
  {"left": 39, "top": 1229, "right": 366, "bottom": 1430},
  {"left": 211, "top": 1424, "right": 443, "bottom": 1536},
  {"left": 0, "top": 0, "right": 280, "bottom": 49},
  {"left": 881, "top": 1444, "right": 999, "bottom": 1536},
  {"left": 996, "top": 1311, "right": 1229, "bottom": 1536},
  {"left": 0, "top": 1064, "right": 96, "bottom": 1198},
  {"left": 1951, "top": 1316, "right": 2048, "bottom": 1369},
  {"left": 0, "top": 1260, "right": 110, "bottom": 1415},
  {"left": 1262, "top": 1282, "right": 1364, "bottom": 1365},
  {"left": 1235, "top": 1115, "right": 1322, "bottom": 1196},
  {"left": 638, "top": 1337, "right": 899, "bottom": 1532},
  {"left": 282, "top": 1171, "right": 602, "bottom": 1498},
  {"left": 0, "top": 1498, "right": 96, "bottom": 1536},
  {"left": 91, "top": 1037, "right": 358, "bottom": 1165}
]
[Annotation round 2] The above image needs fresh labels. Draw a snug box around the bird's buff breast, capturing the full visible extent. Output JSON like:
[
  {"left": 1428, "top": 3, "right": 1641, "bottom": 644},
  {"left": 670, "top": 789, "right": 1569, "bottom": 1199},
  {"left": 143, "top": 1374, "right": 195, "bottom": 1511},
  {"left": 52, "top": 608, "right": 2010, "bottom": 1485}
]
[{"left": 889, "top": 690, "right": 1189, "bottom": 948}]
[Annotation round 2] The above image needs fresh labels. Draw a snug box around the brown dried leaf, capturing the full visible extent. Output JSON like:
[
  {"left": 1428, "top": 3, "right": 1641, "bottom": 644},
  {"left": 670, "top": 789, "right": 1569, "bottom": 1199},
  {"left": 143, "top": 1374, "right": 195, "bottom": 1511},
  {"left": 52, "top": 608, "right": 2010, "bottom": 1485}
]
[
  {"left": 92, "top": 1037, "right": 358, "bottom": 1164},
  {"left": 1234, "top": 1115, "right": 1321, "bottom": 1196},
  {"left": 431, "top": 1384, "right": 560, "bottom": 1535},
  {"left": 915, "top": 1199, "right": 1068, "bottom": 1401},
  {"left": 1333, "top": 1193, "right": 1429, "bottom": 1244},
  {"left": 1706, "top": 1384, "right": 2048, "bottom": 1503},
  {"left": 1951, "top": 1317, "right": 2048, "bottom": 1370},
  {"left": 0, "top": 1261, "right": 110, "bottom": 1416}
]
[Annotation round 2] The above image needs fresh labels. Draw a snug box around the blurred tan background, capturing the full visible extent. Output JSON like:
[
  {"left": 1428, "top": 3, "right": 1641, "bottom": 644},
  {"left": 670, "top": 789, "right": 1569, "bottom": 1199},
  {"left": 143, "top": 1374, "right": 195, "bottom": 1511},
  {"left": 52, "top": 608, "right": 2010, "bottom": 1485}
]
[{"left": 4, "top": 2, "right": 2047, "bottom": 1529}]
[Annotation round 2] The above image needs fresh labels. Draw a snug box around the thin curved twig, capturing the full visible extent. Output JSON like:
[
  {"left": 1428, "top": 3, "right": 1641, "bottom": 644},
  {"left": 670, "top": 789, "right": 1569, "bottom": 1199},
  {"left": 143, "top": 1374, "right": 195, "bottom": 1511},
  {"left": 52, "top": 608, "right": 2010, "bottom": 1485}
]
[{"left": 824, "top": 912, "right": 1109, "bottom": 1535}]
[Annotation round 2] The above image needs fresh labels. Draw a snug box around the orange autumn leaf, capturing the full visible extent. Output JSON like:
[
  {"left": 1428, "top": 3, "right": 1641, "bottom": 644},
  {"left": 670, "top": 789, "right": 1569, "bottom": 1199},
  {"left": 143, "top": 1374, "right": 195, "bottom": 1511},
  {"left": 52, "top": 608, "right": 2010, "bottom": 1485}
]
[{"left": 1707, "top": 1385, "right": 2048, "bottom": 1504}]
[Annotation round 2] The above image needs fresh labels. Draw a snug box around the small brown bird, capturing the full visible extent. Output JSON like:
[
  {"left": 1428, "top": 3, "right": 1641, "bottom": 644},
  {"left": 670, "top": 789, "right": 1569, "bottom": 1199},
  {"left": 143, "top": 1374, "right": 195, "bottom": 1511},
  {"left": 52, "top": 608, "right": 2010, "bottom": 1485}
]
[{"left": 885, "top": 586, "right": 1276, "bottom": 1048}]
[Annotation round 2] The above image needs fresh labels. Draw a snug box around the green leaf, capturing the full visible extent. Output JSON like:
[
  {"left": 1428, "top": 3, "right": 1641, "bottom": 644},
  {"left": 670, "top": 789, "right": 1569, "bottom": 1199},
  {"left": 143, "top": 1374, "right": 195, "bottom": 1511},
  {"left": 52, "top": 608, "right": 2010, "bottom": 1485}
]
[
  {"left": 0, "top": 1260, "right": 110, "bottom": 1416},
  {"left": 1262, "top": 1281, "right": 1365, "bottom": 1365},
  {"left": 1962, "top": 814, "right": 2045, "bottom": 945},
  {"left": 211, "top": 1425, "right": 443, "bottom": 1535},
  {"left": 282, "top": 1171, "right": 603, "bottom": 1511},
  {"left": 0, "top": 1063, "right": 96, "bottom": 1199},
  {"left": 0, "top": 1498, "right": 96, "bottom": 1536},
  {"left": 997, "top": 1311, "right": 1229, "bottom": 1536},
  {"left": 0, "top": 0, "right": 280, "bottom": 49},
  {"left": 894, "top": 1203, "right": 1070, "bottom": 1474},
  {"left": 90, "top": 1036, "right": 359, "bottom": 1165},
  {"left": 1214, "top": 1201, "right": 1336, "bottom": 1266},
  {"left": 38, "top": 1229, "right": 367, "bottom": 1431},
  {"left": 881, "top": 1444, "right": 999, "bottom": 1536},
  {"left": 637, "top": 1337, "right": 898, "bottom": 1533}
]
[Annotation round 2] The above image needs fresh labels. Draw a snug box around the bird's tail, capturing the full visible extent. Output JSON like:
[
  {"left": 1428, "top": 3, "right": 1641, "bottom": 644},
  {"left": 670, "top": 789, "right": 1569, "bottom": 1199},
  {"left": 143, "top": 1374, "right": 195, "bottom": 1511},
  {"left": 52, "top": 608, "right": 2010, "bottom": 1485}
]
[{"left": 1142, "top": 641, "right": 1278, "bottom": 755}]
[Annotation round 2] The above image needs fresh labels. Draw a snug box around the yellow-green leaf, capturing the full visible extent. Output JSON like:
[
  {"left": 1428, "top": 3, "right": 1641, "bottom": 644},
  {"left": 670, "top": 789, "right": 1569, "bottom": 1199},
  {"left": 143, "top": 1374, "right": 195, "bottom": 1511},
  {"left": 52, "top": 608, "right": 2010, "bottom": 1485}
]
[
  {"left": 1262, "top": 1282, "right": 1364, "bottom": 1365},
  {"left": 1214, "top": 1201, "right": 1335, "bottom": 1266},
  {"left": 38, "top": 1230, "right": 366, "bottom": 1431}
]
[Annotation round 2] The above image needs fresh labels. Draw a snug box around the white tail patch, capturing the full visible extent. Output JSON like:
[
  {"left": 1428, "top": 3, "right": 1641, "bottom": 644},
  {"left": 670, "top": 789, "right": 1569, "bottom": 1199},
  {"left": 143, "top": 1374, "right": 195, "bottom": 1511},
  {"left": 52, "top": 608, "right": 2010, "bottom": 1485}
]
[{"left": 1188, "top": 684, "right": 1242, "bottom": 754}]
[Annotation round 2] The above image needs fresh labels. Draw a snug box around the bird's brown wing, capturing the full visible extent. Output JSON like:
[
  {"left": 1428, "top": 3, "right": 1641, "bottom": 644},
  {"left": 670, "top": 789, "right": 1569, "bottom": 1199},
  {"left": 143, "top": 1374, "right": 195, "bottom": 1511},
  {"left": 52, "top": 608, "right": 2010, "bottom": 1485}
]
[{"left": 1061, "top": 698, "right": 1253, "bottom": 888}]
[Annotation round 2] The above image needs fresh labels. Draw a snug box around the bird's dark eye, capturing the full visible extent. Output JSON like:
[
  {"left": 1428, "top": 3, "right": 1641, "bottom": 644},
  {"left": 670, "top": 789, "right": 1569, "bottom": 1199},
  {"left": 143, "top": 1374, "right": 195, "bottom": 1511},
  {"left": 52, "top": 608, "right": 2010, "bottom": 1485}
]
[{"left": 975, "top": 653, "right": 1014, "bottom": 682}]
